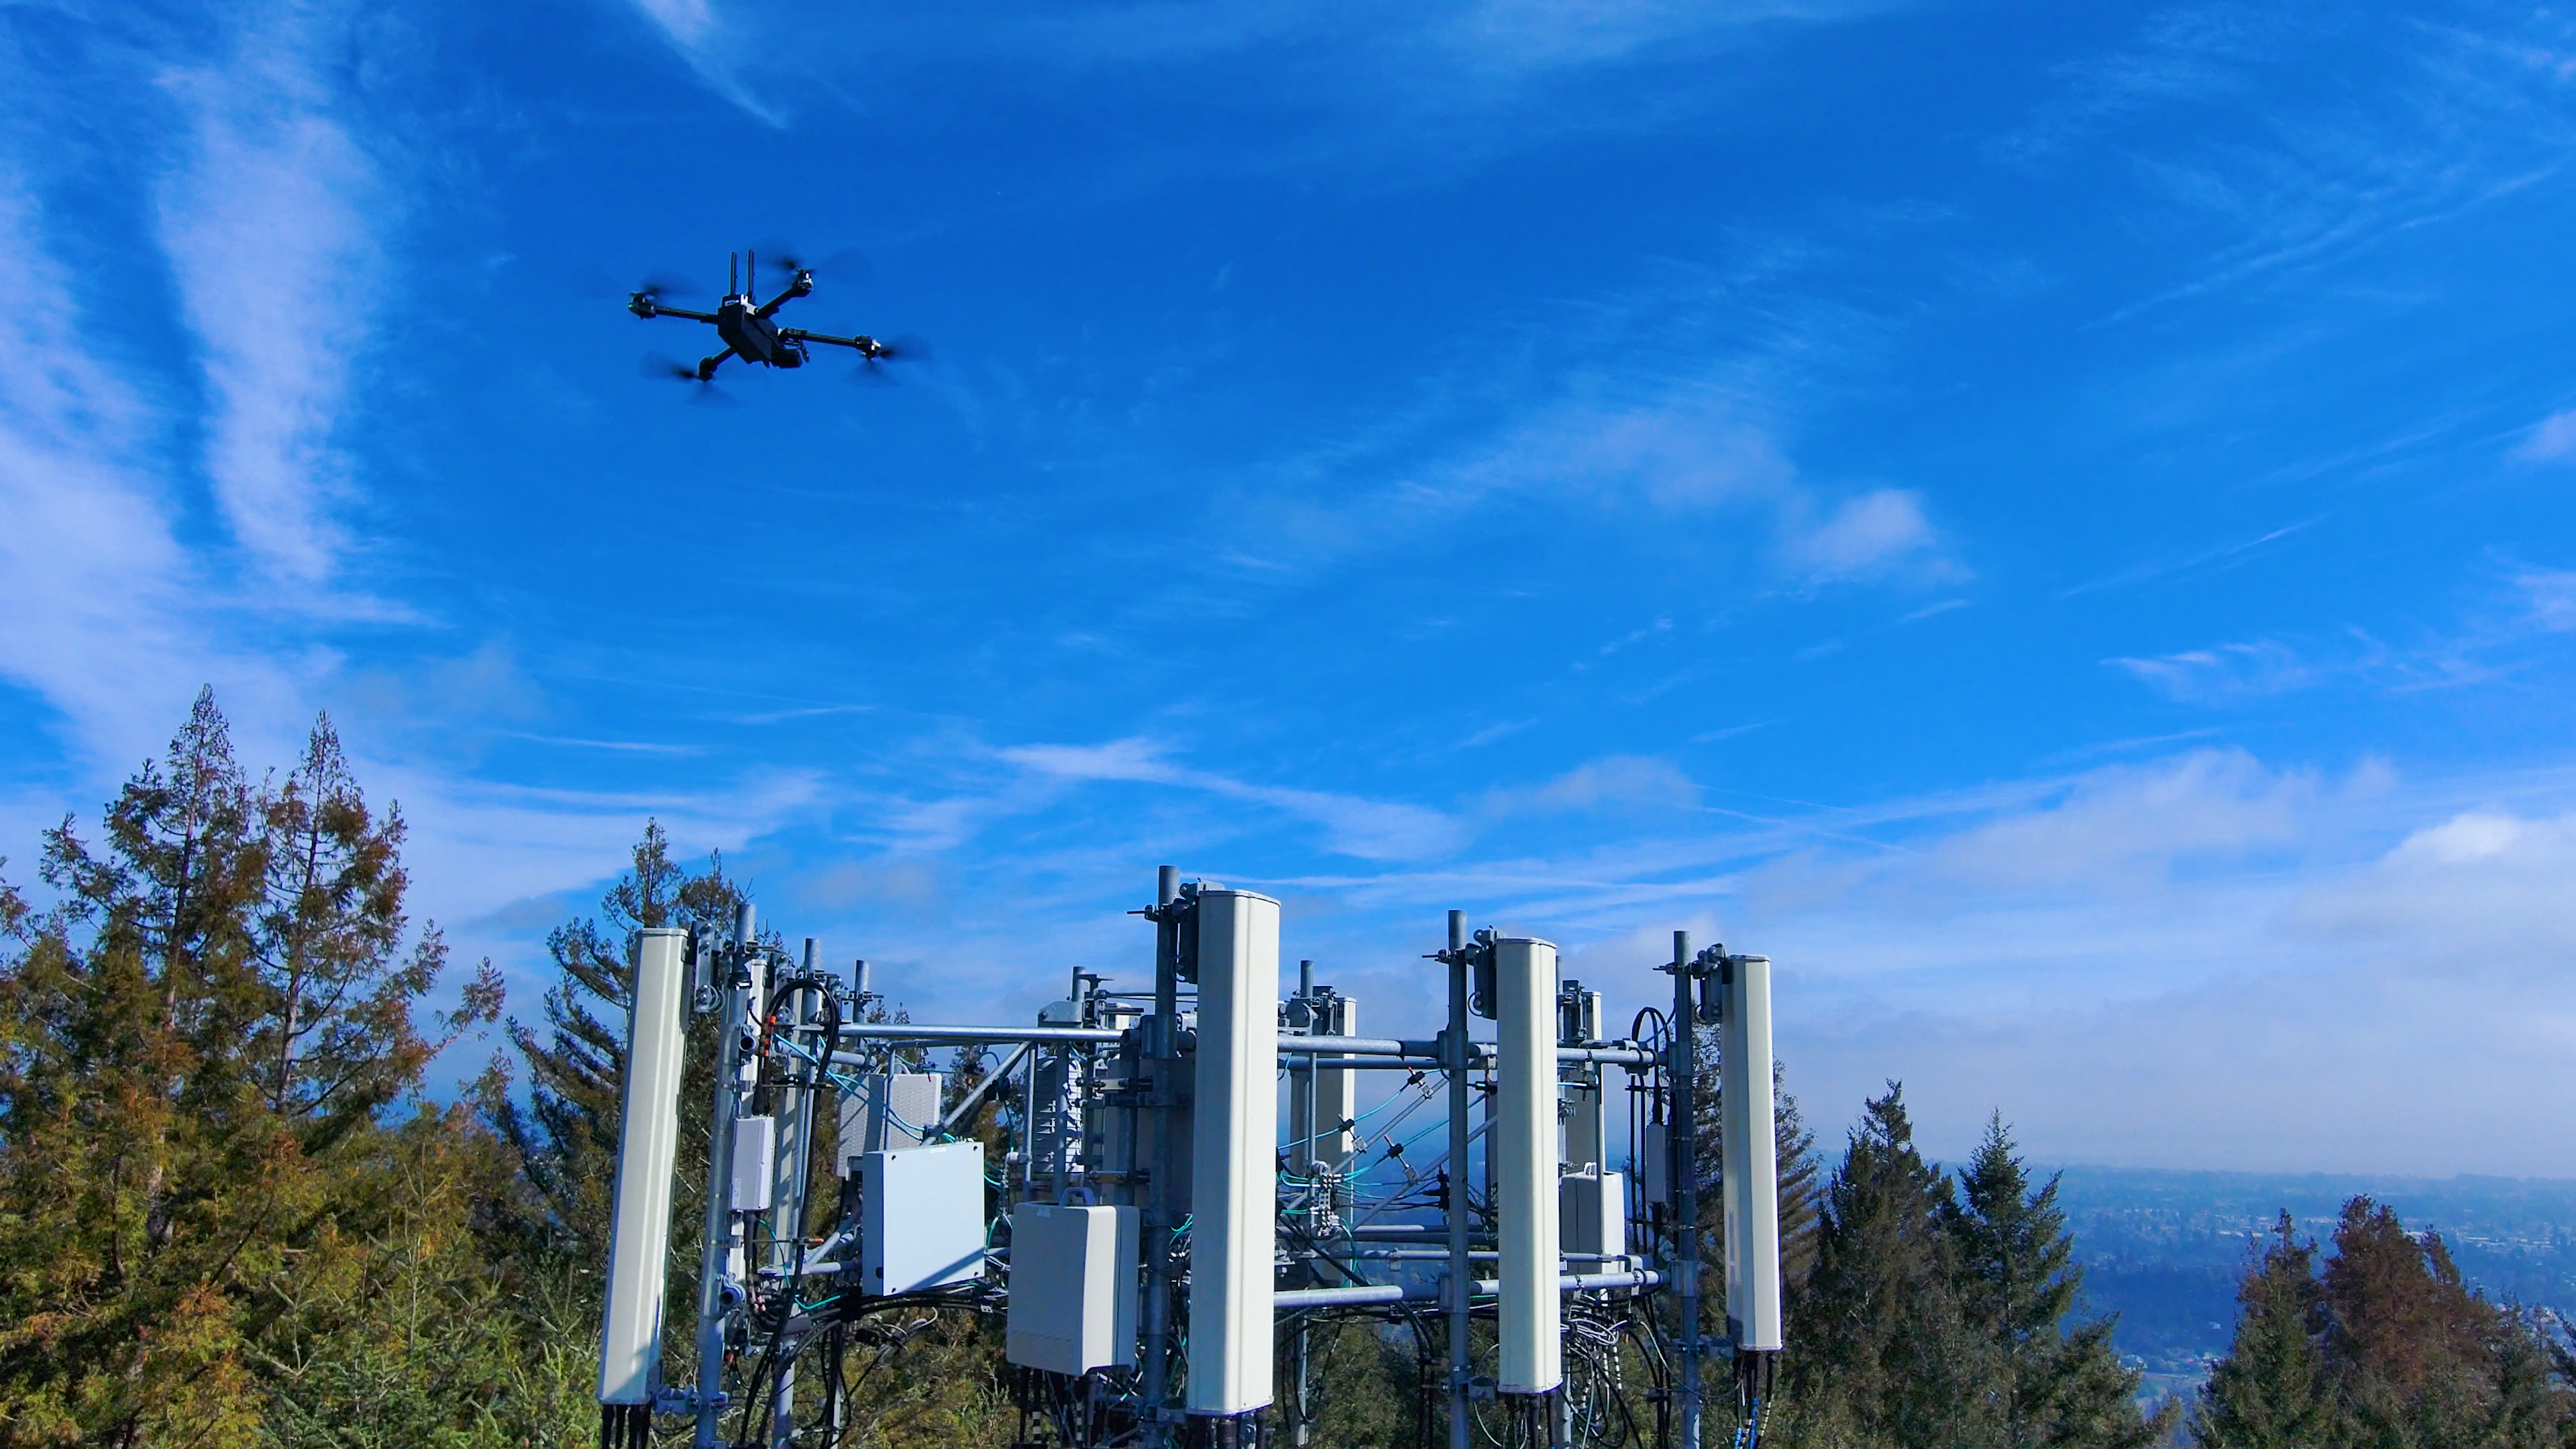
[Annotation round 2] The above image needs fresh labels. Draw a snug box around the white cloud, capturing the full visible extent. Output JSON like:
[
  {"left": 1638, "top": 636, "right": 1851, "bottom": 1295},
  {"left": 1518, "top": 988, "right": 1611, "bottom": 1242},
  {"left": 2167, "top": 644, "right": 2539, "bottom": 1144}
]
[
  {"left": 0, "top": 161, "right": 309, "bottom": 776},
  {"left": 620, "top": 0, "right": 1884, "bottom": 122},
  {"left": 1443, "top": 387, "right": 1796, "bottom": 511},
  {"left": 2107, "top": 637, "right": 2319, "bottom": 703},
  {"left": 1703, "top": 752, "right": 2576, "bottom": 1172},
  {"left": 1482, "top": 755, "right": 1702, "bottom": 816},
  {"left": 2510, "top": 407, "right": 2576, "bottom": 463},
  {"left": 1001, "top": 737, "right": 1462, "bottom": 861},
  {"left": 623, "top": 0, "right": 787, "bottom": 125},
  {"left": 1782, "top": 487, "right": 1951, "bottom": 581},
  {"left": 154, "top": 1, "right": 393, "bottom": 586},
  {"left": 1441, "top": 0, "right": 1883, "bottom": 72},
  {"left": 1922, "top": 748, "right": 2317, "bottom": 893},
  {"left": 2518, "top": 567, "right": 2576, "bottom": 631},
  {"left": 1000, "top": 737, "right": 1179, "bottom": 784}
]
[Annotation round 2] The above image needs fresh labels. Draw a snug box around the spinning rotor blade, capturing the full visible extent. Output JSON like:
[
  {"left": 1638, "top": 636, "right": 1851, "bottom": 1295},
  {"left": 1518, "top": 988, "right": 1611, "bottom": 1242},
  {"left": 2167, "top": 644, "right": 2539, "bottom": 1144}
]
[
  {"left": 755, "top": 240, "right": 869, "bottom": 285},
  {"left": 848, "top": 334, "right": 930, "bottom": 384},
  {"left": 640, "top": 354, "right": 734, "bottom": 402},
  {"left": 629, "top": 272, "right": 698, "bottom": 303}
]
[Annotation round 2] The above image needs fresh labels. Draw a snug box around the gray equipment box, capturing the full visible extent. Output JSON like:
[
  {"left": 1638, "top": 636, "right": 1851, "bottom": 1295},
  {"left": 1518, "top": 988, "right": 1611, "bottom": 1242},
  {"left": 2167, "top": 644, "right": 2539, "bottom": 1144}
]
[
  {"left": 857, "top": 1140, "right": 987, "bottom": 1295},
  {"left": 1562, "top": 1168, "right": 1626, "bottom": 1260},
  {"left": 1637, "top": 1129, "right": 1668, "bottom": 1206},
  {"left": 841, "top": 1071, "right": 940, "bottom": 1171},
  {"left": 731, "top": 1116, "right": 776, "bottom": 1212},
  {"left": 1005, "top": 1203, "right": 1140, "bottom": 1375}
]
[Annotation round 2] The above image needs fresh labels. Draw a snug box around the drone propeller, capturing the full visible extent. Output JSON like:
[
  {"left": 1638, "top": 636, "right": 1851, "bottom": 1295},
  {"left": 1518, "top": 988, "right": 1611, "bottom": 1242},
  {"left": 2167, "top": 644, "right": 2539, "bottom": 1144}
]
[
  {"left": 632, "top": 272, "right": 696, "bottom": 299},
  {"left": 849, "top": 333, "right": 931, "bottom": 384},
  {"left": 641, "top": 354, "right": 732, "bottom": 403},
  {"left": 756, "top": 241, "right": 869, "bottom": 286}
]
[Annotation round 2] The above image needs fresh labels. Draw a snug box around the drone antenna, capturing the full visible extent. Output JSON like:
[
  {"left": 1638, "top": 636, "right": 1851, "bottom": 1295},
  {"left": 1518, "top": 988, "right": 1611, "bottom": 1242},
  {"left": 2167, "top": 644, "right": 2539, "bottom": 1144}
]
[
  {"left": 749, "top": 248, "right": 756, "bottom": 299},
  {"left": 730, "top": 252, "right": 739, "bottom": 299}
]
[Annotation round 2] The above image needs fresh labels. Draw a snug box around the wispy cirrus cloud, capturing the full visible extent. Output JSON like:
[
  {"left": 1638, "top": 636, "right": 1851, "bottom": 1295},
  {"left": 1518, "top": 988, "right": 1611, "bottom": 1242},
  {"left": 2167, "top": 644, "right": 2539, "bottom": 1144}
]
[
  {"left": 1001, "top": 737, "right": 1463, "bottom": 861},
  {"left": 2107, "top": 637, "right": 2322, "bottom": 704},
  {"left": 623, "top": 0, "right": 786, "bottom": 125},
  {"left": 0, "top": 168, "right": 270, "bottom": 769},
  {"left": 621, "top": 0, "right": 1893, "bottom": 124},
  {"left": 2511, "top": 407, "right": 2576, "bottom": 463},
  {"left": 2106, "top": 565, "right": 2576, "bottom": 707},
  {"left": 154, "top": 0, "right": 394, "bottom": 587}
]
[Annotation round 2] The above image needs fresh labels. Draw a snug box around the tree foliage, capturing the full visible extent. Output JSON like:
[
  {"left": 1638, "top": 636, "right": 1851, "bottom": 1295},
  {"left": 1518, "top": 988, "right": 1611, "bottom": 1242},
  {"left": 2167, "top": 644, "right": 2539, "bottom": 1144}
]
[
  {"left": 2196, "top": 1200, "right": 2576, "bottom": 1449},
  {"left": 6, "top": 692, "right": 2570, "bottom": 1448},
  {"left": 0, "top": 690, "right": 504, "bottom": 1447}
]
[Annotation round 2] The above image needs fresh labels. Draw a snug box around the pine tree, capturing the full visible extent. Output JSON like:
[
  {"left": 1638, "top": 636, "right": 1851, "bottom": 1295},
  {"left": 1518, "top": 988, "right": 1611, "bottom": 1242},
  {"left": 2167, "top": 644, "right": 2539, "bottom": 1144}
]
[
  {"left": 1691, "top": 1034, "right": 1823, "bottom": 1312},
  {"left": 1779, "top": 1082, "right": 2000, "bottom": 1449},
  {"left": 482, "top": 821, "right": 743, "bottom": 1289},
  {"left": 1774, "top": 1065, "right": 1823, "bottom": 1297},
  {"left": 0, "top": 691, "right": 495, "bottom": 1447},
  {"left": 1943, "top": 1113, "right": 2169, "bottom": 1449},
  {"left": 253, "top": 715, "right": 500, "bottom": 1148},
  {"left": 2192, "top": 1213, "right": 2336, "bottom": 1449},
  {"left": 2316, "top": 1195, "right": 2561, "bottom": 1449}
]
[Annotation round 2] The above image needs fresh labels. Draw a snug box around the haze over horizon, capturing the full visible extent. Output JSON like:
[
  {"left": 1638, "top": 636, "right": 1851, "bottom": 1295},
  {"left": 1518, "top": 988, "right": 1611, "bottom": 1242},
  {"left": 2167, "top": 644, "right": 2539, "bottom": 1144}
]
[{"left": 3, "top": 0, "right": 2572, "bottom": 1178}]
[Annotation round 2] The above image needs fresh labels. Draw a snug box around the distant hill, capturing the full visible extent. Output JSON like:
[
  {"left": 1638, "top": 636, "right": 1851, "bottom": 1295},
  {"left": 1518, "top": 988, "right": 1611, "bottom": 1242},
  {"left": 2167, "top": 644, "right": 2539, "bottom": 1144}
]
[{"left": 2045, "top": 1166, "right": 2576, "bottom": 1394}]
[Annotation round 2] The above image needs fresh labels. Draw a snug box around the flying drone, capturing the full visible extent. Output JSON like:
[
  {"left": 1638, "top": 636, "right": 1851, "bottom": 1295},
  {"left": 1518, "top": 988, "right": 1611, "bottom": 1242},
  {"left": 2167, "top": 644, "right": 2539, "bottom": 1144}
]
[{"left": 628, "top": 249, "right": 916, "bottom": 385}]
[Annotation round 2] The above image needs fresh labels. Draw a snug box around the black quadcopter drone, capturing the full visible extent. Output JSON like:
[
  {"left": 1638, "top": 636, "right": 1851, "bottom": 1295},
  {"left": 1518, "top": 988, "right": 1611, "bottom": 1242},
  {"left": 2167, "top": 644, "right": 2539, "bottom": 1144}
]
[{"left": 629, "top": 249, "right": 914, "bottom": 384}]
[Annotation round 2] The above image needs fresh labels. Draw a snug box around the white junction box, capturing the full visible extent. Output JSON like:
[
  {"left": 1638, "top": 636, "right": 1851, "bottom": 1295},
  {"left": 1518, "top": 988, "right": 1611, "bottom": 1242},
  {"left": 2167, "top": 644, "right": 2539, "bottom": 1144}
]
[
  {"left": 1006, "top": 1203, "right": 1140, "bottom": 1375},
  {"left": 731, "top": 1115, "right": 777, "bottom": 1212},
  {"left": 859, "top": 1140, "right": 988, "bottom": 1295},
  {"left": 1560, "top": 1168, "right": 1626, "bottom": 1261}
]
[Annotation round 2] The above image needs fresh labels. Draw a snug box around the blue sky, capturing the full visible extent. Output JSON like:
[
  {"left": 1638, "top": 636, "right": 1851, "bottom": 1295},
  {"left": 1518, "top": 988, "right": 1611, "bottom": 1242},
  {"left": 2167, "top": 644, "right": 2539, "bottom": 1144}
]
[{"left": 4, "top": 0, "right": 2574, "bottom": 1174}]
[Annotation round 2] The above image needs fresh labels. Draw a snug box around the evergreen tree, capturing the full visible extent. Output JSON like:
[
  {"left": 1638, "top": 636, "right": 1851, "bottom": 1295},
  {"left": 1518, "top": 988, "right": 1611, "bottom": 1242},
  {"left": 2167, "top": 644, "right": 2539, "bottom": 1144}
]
[
  {"left": 1690, "top": 1032, "right": 1823, "bottom": 1311},
  {"left": 1778, "top": 1082, "right": 2000, "bottom": 1449},
  {"left": 0, "top": 691, "right": 496, "bottom": 1447},
  {"left": 2194, "top": 1213, "right": 2340, "bottom": 1449},
  {"left": 1774, "top": 1065, "right": 1823, "bottom": 1297},
  {"left": 481, "top": 822, "right": 743, "bottom": 1295},
  {"left": 2196, "top": 1201, "right": 2576, "bottom": 1449},
  {"left": 252, "top": 717, "right": 478, "bottom": 1144},
  {"left": 2315, "top": 1195, "right": 2576, "bottom": 1449},
  {"left": 1943, "top": 1113, "right": 2169, "bottom": 1449}
]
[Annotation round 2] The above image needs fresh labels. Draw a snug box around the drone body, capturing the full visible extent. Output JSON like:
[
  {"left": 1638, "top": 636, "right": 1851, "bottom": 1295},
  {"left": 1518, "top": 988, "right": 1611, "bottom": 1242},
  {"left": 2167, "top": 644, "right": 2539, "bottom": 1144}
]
[{"left": 629, "top": 250, "right": 905, "bottom": 384}]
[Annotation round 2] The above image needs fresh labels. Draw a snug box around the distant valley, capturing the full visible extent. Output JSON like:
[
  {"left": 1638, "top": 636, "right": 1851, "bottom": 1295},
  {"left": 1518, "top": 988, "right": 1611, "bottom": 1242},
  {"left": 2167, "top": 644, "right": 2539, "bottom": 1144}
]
[{"left": 2050, "top": 1167, "right": 2576, "bottom": 1406}]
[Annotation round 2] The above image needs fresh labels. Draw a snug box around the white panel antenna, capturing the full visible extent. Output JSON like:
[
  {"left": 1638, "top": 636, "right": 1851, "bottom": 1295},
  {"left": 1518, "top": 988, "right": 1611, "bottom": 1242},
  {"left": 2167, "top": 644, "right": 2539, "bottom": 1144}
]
[
  {"left": 1493, "top": 935, "right": 1564, "bottom": 1395},
  {"left": 597, "top": 928, "right": 690, "bottom": 1405},
  {"left": 1184, "top": 888, "right": 1280, "bottom": 1417},
  {"left": 1720, "top": 953, "right": 1784, "bottom": 1352},
  {"left": 1316, "top": 994, "right": 1358, "bottom": 1168}
]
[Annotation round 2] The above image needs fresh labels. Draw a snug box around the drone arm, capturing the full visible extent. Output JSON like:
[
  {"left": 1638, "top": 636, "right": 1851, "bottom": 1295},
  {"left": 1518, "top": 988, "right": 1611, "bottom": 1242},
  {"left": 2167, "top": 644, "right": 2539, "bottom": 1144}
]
[
  {"left": 754, "top": 272, "right": 814, "bottom": 319},
  {"left": 642, "top": 305, "right": 721, "bottom": 324},
  {"left": 780, "top": 327, "right": 885, "bottom": 358}
]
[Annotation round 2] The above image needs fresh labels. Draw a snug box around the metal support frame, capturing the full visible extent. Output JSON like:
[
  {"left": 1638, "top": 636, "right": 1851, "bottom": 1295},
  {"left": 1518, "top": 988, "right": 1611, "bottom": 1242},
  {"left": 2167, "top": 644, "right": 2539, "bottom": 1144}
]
[
  {"left": 1138, "top": 865, "right": 1184, "bottom": 1441},
  {"left": 598, "top": 871, "right": 1786, "bottom": 1449},
  {"left": 691, "top": 902, "right": 756, "bottom": 1449},
  {"left": 1667, "top": 931, "right": 1705, "bottom": 1449},
  {"left": 1442, "top": 910, "right": 1474, "bottom": 1449}
]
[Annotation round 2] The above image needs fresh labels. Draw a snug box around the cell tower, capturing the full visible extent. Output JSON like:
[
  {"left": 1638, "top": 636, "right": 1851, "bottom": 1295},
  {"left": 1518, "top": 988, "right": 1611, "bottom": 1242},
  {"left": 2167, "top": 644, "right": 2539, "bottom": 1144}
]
[{"left": 592, "top": 871, "right": 1785, "bottom": 1449}]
